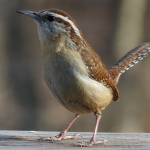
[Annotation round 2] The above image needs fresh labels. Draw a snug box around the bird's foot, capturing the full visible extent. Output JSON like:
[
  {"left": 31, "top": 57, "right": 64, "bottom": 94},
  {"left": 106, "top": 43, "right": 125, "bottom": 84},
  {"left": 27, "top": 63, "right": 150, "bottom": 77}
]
[
  {"left": 40, "top": 133, "right": 82, "bottom": 142},
  {"left": 74, "top": 139, "right": 108, "bottom": 147}
]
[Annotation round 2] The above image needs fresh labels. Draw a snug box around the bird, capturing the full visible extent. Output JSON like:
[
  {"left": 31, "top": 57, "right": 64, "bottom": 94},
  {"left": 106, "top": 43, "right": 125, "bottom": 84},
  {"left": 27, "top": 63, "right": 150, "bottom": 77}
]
[{"left": 17, "top": 9, "right": 150, "bottom": 147}]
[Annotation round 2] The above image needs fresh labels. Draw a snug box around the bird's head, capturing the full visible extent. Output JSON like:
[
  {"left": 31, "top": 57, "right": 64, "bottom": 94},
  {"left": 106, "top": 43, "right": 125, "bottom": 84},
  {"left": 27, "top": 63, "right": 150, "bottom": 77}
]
[{"left": 17, "top": 9, "right": 83, "bottom": 44}]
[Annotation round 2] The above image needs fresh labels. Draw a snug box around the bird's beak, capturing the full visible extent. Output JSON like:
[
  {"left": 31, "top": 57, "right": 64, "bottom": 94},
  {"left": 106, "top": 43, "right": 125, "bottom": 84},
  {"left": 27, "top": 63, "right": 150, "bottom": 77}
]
[{"left": 17, "top": 10, "right": 41, "bottom": 22}]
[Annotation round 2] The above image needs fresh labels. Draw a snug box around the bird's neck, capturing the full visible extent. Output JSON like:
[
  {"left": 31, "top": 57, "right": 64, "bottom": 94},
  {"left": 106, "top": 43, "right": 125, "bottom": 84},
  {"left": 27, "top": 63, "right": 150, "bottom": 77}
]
[{"left": 40, "top": 34, "right": 82, "bottom": 58}]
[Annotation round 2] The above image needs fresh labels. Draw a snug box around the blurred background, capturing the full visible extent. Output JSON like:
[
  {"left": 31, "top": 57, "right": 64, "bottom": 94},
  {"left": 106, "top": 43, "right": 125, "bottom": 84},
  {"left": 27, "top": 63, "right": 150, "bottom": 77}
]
[{"left": 0, "top": 0, "right": 150, "bottom": 133}]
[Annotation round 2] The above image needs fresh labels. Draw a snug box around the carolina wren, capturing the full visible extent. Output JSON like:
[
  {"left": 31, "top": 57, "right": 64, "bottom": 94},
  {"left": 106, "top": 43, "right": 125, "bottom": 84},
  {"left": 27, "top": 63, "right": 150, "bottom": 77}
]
[{"left": 17, "top": 9, "right": 150, "bottom": 147}]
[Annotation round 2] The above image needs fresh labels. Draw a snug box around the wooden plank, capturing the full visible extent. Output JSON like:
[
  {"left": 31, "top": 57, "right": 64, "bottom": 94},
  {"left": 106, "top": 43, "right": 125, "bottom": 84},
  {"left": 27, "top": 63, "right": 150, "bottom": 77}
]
[{"left": 0, "top": 130, "right": 150, "bottom": 149}]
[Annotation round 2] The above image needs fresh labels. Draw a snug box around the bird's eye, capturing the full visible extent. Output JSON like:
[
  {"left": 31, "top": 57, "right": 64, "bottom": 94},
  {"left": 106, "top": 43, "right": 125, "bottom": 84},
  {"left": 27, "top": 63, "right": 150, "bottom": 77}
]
[{"left": 47, "top": 16, "right": 55, "bottom": 22}]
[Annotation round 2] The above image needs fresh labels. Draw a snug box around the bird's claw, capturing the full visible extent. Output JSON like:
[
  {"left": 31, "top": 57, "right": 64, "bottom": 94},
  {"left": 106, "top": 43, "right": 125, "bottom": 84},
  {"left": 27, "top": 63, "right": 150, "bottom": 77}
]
[
  {"left": 39, "top": 133, "right": 82, "bottom": 142},
  {"left": 74, "top": 139, "right": 108, "bottom": 147}
]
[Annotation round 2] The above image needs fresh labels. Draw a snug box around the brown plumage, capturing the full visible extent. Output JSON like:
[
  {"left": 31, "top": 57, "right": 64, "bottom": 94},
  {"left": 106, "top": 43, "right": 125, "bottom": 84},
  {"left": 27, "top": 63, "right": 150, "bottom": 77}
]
[
  {"left": 17, "top": 9, "right": 150, "bottom": 147},
  {"left": 79, "top": 42, "right": 120, "bottom": 101},
  {"left": 109, "top": 42, "right": 150, "bottom": 85}
]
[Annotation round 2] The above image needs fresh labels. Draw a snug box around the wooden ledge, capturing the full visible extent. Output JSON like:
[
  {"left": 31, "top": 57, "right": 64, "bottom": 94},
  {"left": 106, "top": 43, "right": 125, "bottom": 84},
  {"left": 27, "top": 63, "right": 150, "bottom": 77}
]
[{"left": 0, "top": 130, "right": 150, "bottom": 149}]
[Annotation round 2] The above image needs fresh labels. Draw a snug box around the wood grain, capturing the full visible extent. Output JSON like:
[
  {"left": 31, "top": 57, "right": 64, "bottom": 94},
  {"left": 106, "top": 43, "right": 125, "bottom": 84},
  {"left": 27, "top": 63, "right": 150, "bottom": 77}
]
[{"left": 0, "top": 130, "right": 150, "bottom": 149}]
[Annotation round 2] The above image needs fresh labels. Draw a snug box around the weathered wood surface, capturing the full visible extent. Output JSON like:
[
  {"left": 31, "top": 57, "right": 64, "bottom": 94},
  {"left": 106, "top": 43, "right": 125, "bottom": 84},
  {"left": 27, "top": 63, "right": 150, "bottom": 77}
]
[{"left": 0, "top": 130, "right": 150, "bottom": 149}]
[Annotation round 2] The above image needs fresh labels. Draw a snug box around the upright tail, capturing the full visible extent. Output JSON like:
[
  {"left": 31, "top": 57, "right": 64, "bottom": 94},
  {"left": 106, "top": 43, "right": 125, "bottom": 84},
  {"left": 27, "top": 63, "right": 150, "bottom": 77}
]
[{"left": 109, "top": 42, "right": 150, "bottom": 85}]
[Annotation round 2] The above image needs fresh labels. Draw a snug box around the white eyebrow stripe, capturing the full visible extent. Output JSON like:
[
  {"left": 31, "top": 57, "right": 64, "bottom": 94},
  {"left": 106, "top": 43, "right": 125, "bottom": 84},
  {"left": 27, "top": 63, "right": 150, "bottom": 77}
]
[{"left": 50, "top": 12, "right": 83, "bottom": 39}]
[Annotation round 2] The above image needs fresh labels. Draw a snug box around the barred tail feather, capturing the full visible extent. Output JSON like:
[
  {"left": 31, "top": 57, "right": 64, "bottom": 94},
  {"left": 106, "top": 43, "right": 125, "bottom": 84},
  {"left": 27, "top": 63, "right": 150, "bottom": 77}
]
[{"left": 109, "top": 42, "right": 150, "bottom": 85}]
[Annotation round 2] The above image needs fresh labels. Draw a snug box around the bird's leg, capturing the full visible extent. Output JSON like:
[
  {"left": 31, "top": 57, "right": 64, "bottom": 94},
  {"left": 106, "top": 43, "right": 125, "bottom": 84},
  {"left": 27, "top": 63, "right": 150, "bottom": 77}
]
[
  {"left": 40, "top": 114, "right": 81, "bottom": 141},
  {"left": 75, "top": 111, "right": 107, "bottom": 147}
]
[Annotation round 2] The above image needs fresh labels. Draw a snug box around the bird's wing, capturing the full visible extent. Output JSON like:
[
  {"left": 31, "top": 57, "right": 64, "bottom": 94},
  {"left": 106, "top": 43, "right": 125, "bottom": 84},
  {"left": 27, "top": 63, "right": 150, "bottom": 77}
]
[{"left": 80, "top": 44, "right": 119, "bottom": 101}]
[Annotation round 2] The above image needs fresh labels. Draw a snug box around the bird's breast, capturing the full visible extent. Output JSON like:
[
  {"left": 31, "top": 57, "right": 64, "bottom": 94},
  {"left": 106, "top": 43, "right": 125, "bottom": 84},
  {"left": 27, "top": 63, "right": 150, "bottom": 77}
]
[{"left": 41, "top": 44, "right": 113, "bottom": 114}]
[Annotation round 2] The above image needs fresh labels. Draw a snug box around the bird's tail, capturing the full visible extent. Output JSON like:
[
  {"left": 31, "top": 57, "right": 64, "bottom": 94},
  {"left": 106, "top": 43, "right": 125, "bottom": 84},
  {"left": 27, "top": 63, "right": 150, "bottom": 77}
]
[{"left": 108, "top": 42, "right": 150, "bottom": 85}]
